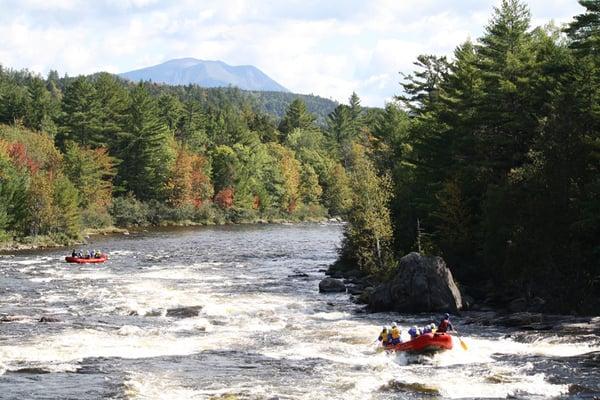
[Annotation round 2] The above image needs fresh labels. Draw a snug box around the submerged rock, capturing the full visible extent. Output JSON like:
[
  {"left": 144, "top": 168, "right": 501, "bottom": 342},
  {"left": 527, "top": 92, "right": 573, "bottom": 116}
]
[
  {"left": 318, "top": 278, "right": 346, "bottom": 293},
  {"left": 166, "top": 306, "right": 203, "bottom": 318},
  {"left": 0, "top": 315, "right": 28, "bottom": 322},
  {"left": 496, "top": 312, "right": 543, "bottom": 327},
  {"left": 368, "top": 252, "right": 462, "bottom": 313},
  {"left": 39, "top": 316, "right": 61, "bottom": 323},
  {"left": 379, "top": 380, "right": 440, "bottom": 395}
]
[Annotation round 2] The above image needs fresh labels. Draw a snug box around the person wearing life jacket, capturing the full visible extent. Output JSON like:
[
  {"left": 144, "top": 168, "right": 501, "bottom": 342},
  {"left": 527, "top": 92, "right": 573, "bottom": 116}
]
[
  {"left": 377, "top": 326, "right": 389, "bottom": 346},
  {"left": 408, "top": 326, "right": 421, "bottom": 339},
  {"left": 390, "top": 322, "right": 402, "bottom": 345},
  {"left": 437, "top": 313, "right": 454, "bottom": 333},
  {"left": 421, "top": 323, "right": 434, "bottom": 334}
]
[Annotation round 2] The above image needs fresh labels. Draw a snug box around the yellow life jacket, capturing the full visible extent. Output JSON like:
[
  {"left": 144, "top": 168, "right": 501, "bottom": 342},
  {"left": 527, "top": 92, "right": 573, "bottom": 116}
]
[
  {"left": 391, "top": 327, "right": 400, "bottom": 339},
  {"left": 379, "top": 329, "right": 388, "bottom": 343}
]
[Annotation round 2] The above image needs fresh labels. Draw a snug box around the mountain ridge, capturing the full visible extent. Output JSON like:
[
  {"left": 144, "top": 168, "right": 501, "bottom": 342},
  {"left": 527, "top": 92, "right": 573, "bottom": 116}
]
[{"left": 119, "top": 58, "right": 289, "bottom": 92}]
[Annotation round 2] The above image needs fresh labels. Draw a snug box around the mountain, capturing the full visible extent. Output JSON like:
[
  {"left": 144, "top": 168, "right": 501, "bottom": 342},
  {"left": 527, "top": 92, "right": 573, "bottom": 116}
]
[{"left": 119, "top": 58, "right": 288, "bottom": 92}]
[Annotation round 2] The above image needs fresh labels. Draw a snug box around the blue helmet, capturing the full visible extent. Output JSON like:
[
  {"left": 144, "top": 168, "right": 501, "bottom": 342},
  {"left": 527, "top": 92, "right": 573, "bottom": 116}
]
[{"left": 444, "top": 313, "right": 450, "bottom": 319}]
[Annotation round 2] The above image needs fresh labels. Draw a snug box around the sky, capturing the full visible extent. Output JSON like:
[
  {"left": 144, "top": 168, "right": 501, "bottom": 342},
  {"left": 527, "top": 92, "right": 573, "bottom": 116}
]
[{"left": 0, "top": 0, "right": 585, "bottom": 107}]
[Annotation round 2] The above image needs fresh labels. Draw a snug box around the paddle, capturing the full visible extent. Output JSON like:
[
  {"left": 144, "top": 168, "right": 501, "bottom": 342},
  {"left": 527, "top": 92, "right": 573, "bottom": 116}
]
[{"left": 454, "top": 329, "right": 469, "bottom": 350}]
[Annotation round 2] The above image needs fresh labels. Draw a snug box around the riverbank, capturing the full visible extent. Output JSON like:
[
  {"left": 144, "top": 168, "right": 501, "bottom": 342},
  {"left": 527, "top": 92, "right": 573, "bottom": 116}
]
[{"left": 324, "top": 255, "right": 600, "bottom": 324}]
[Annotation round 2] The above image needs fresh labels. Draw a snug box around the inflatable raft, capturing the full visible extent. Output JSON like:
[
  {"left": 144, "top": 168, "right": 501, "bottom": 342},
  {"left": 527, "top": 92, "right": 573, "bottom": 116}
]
[
  {"left": 384, "top": 332, "right": 453, "bottom": 353},
  {"left": 65, "top": 255, "right": 108, "bottom": 263}
]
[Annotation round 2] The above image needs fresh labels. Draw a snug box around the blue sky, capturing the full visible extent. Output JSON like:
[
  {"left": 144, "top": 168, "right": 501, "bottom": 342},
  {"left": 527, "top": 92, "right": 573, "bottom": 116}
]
[{"left": 0, "top": 0, "right": 584, "bottom": 106}]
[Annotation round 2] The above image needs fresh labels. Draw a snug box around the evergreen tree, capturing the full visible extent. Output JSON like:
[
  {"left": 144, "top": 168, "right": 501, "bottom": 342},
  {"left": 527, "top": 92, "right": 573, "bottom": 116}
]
[
  {"left": 25, "top": 77, "right": 57, "bottom": 134},
  {"left": 58, "top": 77, "right": 102, "bottom": 148},
  {"left": 117, "top": 83, "right": 175, "bottom": 201},
  {"left": 94, "top": 73, "right": 129, "bottom": 151},
  {"left": 564, "top": 0, "right": 600, "bottom": 56},
  {"left": 396, "top": 54, "right": 449, "bottom": 113},
  {"left": 158, "top": 93, "right": 183, "bottom": 133},
  {"left": 180, "top": 98, "right": 209, "bottom": 151},
  {"left": 278, "top": 98, "right": 316, "bottom": 136}
]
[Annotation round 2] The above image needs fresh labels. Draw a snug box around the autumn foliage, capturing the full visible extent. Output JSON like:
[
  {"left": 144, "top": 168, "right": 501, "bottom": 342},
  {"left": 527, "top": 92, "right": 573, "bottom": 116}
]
[
  {"left": 168, "top": 145, "right": 213, "bottom": 208},
  {"left": 214, "top": 187, "right": 234, "bottom": 209}
]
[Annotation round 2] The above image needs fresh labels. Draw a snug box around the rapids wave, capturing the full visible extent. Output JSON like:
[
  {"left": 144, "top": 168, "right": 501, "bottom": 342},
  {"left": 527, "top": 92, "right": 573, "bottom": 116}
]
[{"left": 0, "top": 224, "right": 598, "bottom": 399}]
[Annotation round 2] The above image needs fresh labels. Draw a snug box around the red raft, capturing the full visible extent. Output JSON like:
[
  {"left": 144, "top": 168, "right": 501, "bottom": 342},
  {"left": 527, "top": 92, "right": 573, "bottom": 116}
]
[
  {"left": 384, "top": 332, "right": 453, "bottom": 353},
  {"left": 65, "top": 255, "right": 108, "bottom": 263}
]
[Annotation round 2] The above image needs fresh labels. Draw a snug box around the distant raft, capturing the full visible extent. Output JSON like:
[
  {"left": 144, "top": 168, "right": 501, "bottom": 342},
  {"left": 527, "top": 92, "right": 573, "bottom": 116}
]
[
  {"left": 384, "top": 332, "right": 453, "bottom": 353},
  {"left": 65, "top": 254, "right": 108, "bottom": 263}
]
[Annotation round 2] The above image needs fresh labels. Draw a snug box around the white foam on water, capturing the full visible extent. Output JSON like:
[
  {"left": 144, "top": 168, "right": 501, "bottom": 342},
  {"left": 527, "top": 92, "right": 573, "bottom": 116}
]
[
  {"left": 109, "top": 250, "right": 135, "bottom": 256},
  {"left": 310, "top": 311, "right": 352, "bottom": 321},
  {"left": 7, "top": 258, "right": 48, "bottom": 265},
  {"left": 63, "top": 271, "right": 116, "bottom": 280},
  {"left": 138, "top": 267, "right": 204, "bottom": 281},
  {"left": 124, "top": 372, "right": 204, "bottom": 400},
  {"left": 0, "top": 327, "right": 225, "bottom": 369},
  {"left": 29, "top": 277, "right": 54, "bottom": 283}
]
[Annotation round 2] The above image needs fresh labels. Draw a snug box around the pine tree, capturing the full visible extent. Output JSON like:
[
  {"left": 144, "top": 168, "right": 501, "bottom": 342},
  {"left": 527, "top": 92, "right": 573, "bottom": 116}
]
[
  {"left": 58, "top": 77, "right": 102, "bottom": 148},
  {"left": 475, "top": 0, "right": 537, "bottom": 178},
  {"left": 278, "top": 98, "right": 316, "bottom": 136},
  {"left": 396, "top": 54, "right": 449, "bottom": 113},
  {"left": 94, "top": 73, "right": 129, "bottom": 151},
  {"left": 564, "top": 0, "right": 600, "bottom": 56},
  {"left": 117, "top": 83, "right": 175, "bottom": 201},
  {"left": 158, "top": 93, "right": 183, "bottom": 133},
  {"left": 26, "top": 78, "right": 57, "bottom": 134}
]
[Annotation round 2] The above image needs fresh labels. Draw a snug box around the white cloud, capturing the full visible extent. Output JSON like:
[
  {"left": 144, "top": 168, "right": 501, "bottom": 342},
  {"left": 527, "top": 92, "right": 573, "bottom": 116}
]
[{"left": 0, "top": 0, "right": 585, "bottom": 106}]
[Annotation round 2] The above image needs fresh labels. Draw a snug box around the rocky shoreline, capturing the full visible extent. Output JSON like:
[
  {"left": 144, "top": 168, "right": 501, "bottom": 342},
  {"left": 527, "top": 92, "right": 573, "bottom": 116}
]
[{"left": 320, "top": 252, "right": 599, "bottom": 332}]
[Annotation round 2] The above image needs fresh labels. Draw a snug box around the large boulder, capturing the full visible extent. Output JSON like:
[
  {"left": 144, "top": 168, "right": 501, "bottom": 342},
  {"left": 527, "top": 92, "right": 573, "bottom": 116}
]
[
  {"left": 319, "top": 278, "right": 346, "bottom": 293},
  {"left": 368, "top": 252, "right": 462, "bottom": 313}
]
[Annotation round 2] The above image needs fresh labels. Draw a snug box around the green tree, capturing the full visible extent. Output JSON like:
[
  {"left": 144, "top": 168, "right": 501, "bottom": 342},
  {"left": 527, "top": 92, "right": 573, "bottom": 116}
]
[
  {"left": 52, "top": 174, "right": 81, "bottom": 237},
  {"left": 26, "top": 77, "right": 57, "bottom": 134},
  {"left": 278, "top": 98, "right": 316, "bottom": 137},
  {"left": 299, "top": 164, "right": 322, "bottom": 205},
  {"left": 564, "top": 0, "right": 600, "bottom": 56},
  {"left": 396, "top": 54, "right": 449, "bottom": 113},
  {"left": 58, "top": 77, "right": 102, "bottom": 148},
  {"left": 341, "top": 144, "right": 393, "bottom": 275},
  {"left": 158, "top": 93, "right": 183, "bottom": 133},
  {"left": 94, "top": 72, "right": 129, "bottom": 151},
  {"left": 63, "top": 142, "right": 115, "bottom": 210},
  {"left": 117, "top": 83, "right": 175, "bottom": 201}
]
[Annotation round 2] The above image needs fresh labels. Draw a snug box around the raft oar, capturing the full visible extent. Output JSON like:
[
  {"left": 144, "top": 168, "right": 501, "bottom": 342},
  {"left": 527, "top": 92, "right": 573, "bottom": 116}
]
[{"left": 454, "top": 330, "right": 468, "bottom": 350}]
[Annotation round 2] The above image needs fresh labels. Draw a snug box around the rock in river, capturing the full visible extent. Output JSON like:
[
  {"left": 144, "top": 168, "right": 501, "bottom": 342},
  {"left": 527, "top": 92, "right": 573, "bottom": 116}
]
[
  {"left": 319, "top": 278, "right": 346, "bottom": 293},
  {"left": 39, "top": 315, "right": 61, "bottom": 323},
  {"left": 166, "top": 306, "right": 203, "bottom": 318},
  {"left": 368, "top": 252, "right": 462, "bottom": 313}
]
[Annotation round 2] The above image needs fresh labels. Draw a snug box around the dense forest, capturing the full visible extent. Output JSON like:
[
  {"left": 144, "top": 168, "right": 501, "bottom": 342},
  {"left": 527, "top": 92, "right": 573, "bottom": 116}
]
[
  {"left": 0, "top": 66, "right": 359, "bottom": 246},
  {"left": 0, "top": 0, "right": 598, "bottom": 313},
  {"left": 335, "top": 0, "right": 600, "bottom": 314}
]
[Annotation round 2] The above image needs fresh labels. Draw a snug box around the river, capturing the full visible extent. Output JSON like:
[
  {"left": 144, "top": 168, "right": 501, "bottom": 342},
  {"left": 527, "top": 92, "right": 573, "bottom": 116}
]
[{"left": 0, "top": 224, "right": 598, "bottom": 399}]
